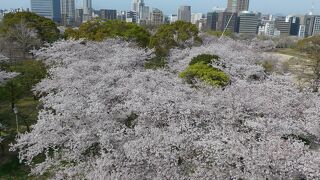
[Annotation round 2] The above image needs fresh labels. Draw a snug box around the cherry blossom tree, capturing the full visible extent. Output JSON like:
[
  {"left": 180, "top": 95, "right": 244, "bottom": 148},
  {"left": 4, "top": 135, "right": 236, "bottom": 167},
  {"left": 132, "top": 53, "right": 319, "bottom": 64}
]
[{"left": 12, "top": 38, "right": 320, "bottom": 179}]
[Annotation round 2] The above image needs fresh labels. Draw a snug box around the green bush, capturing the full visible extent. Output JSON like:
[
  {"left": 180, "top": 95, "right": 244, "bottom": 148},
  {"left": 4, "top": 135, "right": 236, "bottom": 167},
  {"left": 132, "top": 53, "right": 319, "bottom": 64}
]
[
  {"left": 180, "top": 62, "right": 229, "bottom": 87},
  {"left": 180, "top": 54, "right": 229, "bottom": 87},
  {"left": 189, "top": 54, "right": 220, "bottom": 66}
]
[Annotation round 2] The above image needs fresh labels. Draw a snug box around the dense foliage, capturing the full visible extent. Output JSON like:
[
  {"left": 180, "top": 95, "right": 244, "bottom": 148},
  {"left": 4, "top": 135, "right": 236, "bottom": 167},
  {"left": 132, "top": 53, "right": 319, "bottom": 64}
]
[
  {"left": 180, "top": 54, "right": 229, "bottom": 86},
  {"left": 11, "top": 37, "right": 320, "bottom": 179},
  {"left": 1, "top": 12, "right": 60, "bottom": 43},
  {"left": 150, "top": 21, "right": 202, "bottom": 57},
  {"left": 65, "top": 19, "right": 151, "bottom": 47}
]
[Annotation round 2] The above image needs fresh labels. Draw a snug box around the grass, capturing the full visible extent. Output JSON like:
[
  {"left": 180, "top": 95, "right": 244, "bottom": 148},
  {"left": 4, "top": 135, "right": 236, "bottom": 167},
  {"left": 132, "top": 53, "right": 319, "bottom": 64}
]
[{"left": 276, "top": 48, "right": 308, "bottom": 59}]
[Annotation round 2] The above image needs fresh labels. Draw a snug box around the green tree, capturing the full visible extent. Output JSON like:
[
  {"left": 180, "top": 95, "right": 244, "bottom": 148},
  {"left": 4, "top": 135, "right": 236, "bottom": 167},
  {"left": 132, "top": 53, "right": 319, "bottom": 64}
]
[
  {"left": 150, "top": 21, "right": 202, "bottom": 57},
  {"left": 1, "top": 12, "right": 60, "bottom": 43},
  {"left": 0, "top": 60, "right": 46, "bottom": 109},
  {"left": 65, "top": 19, "right": 151, "bottom": 47},
  {"left": 179, "top": 54, "right": 229, "bottom": 87}
]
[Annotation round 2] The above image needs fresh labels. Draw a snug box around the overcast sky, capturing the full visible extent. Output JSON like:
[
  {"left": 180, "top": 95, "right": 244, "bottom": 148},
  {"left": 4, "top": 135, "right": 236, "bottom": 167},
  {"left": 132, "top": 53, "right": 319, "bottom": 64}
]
[{"left": 0, "top": 0, "right": 318, "bottom": 15}]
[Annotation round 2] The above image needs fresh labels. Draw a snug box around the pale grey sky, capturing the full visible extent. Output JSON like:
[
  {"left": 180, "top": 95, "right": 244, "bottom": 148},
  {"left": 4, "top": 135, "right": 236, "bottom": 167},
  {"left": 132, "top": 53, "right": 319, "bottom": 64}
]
[{"left": 0, "top": 0, "right": 317, "bottom": 15}]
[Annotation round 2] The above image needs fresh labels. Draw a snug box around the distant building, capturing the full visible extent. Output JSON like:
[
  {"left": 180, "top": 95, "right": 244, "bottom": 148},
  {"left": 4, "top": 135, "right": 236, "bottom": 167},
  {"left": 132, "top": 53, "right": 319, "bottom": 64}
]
[
  {"left": 227, "top": 0, "right": 249, "bottom": 13},
  {"left": 275, "top": 16, "right": 290, "bottom": 36},
  {"left": 100, "top": 9, "right": 117, "bottom": 21},
  {"left": 217, "top": 12, "right": 238, "bottom": 32},
  {"left": 236, "top": 11, "right": 258, "bottom": 35},
  {"left": 75, "top": 9, "right": 83, "bottom": 26},
  {"left": 126, "top": 11, "right": 137, "bottom": 23},
  {"left": 191, "top": 13, "right": 203, "bottom": 24},
  {"left": 178, "top": 6, "right": 191, "bottom": 22},
  {"left": 83, "top": 0, "right": 92, "bottom": 22},
  {"left": 170, "top": 14, "right": 178, "bottom": 23},
  {"left": 61, "top": 0, "right": 75, "bottom": 26},
  {"left": 312, "top": 16, "right": 320, "bottom": 36},
  {"left": 207, "top": 12, "right": 219, "bottom": 31},
  {"left": 140, "top": 6, "right": 150, "bottom": 21},
  {"left": 117, "top": 11, "right": 126, "bottom": 21},
  {"left": 30, "top": 0, "right": 61, "bottom": 23},
  {"left": 150, "top": 8, "right": 163, "bottom": 26},
  {"left": 298, "top": 25, "right": 306, "bottom": 38},
  {"left": 289, "top": 16, "right": 300, "bottom": 36},
  {"left": 264, "top": 21, "right": 275, "bottom": 36}
]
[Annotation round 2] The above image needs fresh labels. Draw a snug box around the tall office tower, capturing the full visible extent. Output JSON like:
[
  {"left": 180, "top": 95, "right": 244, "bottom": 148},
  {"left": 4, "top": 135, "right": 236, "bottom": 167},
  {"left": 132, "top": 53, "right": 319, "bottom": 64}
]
[
  {"left": 75, "top": 9, "right": 83, "bottom": 26},
  {"left": 236, "top": 11, "right": 258, "bottom": 35},
  {"left": 31, "top": 0, "right": 61, "bottom": 23},
  {"left": 61, "top": 0, "right": 75, "bottom": 26},
  {"left": 83, "top": 0, "right": 92, "bottom": 22},
  {"left": 207, "top": 12, "right": 219, "bottom": 30},
  {"left": 100, "top": 9, "right": 117, "bottom": 21},
  {"left": 132, "top": 0, "right": 144, "bottom": 13},
  {"left": 227, "top": 0, "right": 249, "bottom": 13},
  {"left": 275, "top": 16, "right": 290, "bottom": 36},
  {"left": 178, "top": 6, "right": 191, "bottom": 22},
  {"left": 140, "top": 6, "right": 150, "bottom": 21},
  {"left": 289, "top": 16, "right": 300, "bottom": 36},
  {"left": 217, "top": 12, "right": 238, "bottom": 32},
  {"left": 150, "top": 8, "right": 163, "bottom": 26}
]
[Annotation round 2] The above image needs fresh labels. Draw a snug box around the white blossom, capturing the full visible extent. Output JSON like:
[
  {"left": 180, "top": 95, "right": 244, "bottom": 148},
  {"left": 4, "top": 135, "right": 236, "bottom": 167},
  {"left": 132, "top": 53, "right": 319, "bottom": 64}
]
[{"left": 12, "top": 39, "right": 320, "bottom": 179}]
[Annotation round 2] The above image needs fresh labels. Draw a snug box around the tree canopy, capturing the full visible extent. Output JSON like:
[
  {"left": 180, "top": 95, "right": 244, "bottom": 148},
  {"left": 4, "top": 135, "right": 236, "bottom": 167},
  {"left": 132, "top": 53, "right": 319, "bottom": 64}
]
[
  {"left": 150, "top": 21, "right": 202, "bottom": 57},
  {"left": 65, "top": 19, "right": 151, "bottom": 47},
  {"left": 1, "top": 12, "right": 60, "bottom": 43},
  {"left": 12, "top": 37, "right": 320, "bottom": 179}
]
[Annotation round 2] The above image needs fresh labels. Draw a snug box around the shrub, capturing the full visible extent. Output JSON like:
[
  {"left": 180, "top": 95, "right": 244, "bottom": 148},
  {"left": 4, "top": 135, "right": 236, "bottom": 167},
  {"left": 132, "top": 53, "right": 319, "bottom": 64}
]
[
  {"left": 180, "top": 62, "right": 229, "bottom": 87},
  {"left": 189, "top": 54, "right": 220, "bottom": 66}
]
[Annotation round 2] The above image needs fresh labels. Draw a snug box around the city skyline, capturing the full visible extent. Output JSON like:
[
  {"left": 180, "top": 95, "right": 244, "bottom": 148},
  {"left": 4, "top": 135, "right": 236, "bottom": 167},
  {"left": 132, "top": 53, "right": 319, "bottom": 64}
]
[{"left": 1, "top": 0, "right": 319, "bottom": 15}]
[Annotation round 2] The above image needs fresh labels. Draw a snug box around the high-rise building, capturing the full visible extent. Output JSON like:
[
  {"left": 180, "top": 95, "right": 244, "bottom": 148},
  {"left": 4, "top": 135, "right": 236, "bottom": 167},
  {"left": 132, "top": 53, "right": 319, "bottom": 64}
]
[
  {"left": 150, "top": 8, "right": 163, "bottom": 26},
  {"left": 207, "top": 12, "right": 219, "bottom": 31},
  {"left": 298, "top": 25, "right": 306, "bottom": 38},
  {"left": 217, "top": 12, "right": 238, "bottom": 32},
  {"left": 83, "top": 0, "right": 92, "bottom": 22},
  {"left": 191, "top": 13, "right": 203, "bottom": 24},
  {"left": 126, "top": 11, "right": 137, "bottom": 23},
  {"left": 30, "top": 0, "right": 61, "bottom": 23},
  {"left": 312, "top": 16, "right": 320, "bottom": 36},
  {"left": 227, "top": 0, "right": 249, "bottom": 13},
  {"left": 140, "top": 6, "right": 150, "bottom": 21},
  {"left": 100, "top": 9, "right": 117, "bottom": 21},
  {"left": 236, "top": 11, "right": 258, "bottom": 35},
  {"left": 61, "top": 0, "right": 75, "bottom": 26},
  {"left": 275, "top": 16, "right": 290, "bottom": 36},
  {"left": 75, "top": 8, "right": 83, "bottom": 26},
  {"left": 117, "top": 11, "right": 127, "bottom": 21},
  {"left": 178, "top": 6, "right": 191, "bottom": 22},
  {"left": 289, "top": 16, "right": 300, "bottom": 36}
]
